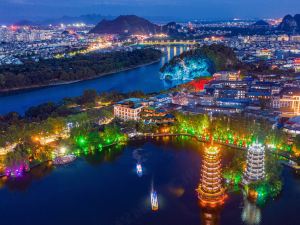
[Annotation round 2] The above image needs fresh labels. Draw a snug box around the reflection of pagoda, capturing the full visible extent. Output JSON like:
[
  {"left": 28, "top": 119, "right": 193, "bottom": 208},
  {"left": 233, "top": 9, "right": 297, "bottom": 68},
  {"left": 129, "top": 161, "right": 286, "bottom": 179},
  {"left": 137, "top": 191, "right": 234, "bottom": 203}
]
[
  {"left": 197, "top": 145, "right": 226, "bottom": 207},
  {"left": 242, "top": 194, "right": 261, "bottom": 225},
  {"left": 200, "top": 205, "right": 222, "bottom": 225}
]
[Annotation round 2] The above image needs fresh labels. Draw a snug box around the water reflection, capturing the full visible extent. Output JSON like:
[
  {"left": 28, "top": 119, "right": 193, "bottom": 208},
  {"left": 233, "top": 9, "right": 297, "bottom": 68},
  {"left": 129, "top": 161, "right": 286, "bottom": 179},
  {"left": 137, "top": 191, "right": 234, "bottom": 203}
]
[
  {"left": 80, "top": 145, "right": 124, "bottom": 166},
  {"left": 200, "top": 205, "right": 222, "bottom": 225},
  {"left": 0, "top": 162, "right": 54, "bottom": 191},
  {"left": 0, "top": 138, "right": 298, "bottom": 225},
  {"left": 242, "top": 194, "right": 262, "bottom": 225},
  {"left": 1, "top": 145, "right": 126, "bottom": 190}
]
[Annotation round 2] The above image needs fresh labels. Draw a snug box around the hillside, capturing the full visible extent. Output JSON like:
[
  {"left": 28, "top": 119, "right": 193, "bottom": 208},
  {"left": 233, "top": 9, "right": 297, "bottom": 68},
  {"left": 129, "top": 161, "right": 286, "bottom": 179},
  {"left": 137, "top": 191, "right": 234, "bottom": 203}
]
[
  {"left": 90, "top": 15, "right": 162, "bottom": 35},
  {"left": 278, "top": 14, "right": 300, "bottom": 32},
  {"left": 160, "top": 44, "right": 240, "bottom": 80}
]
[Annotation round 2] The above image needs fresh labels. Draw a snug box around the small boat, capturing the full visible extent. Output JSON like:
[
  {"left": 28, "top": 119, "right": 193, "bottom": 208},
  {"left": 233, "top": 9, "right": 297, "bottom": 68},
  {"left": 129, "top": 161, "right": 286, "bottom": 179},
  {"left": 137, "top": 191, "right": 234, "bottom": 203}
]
[
  {"left": 151, "top": 190, "right": 159, "bottom": 211},
  {"left": 136, "top": 163, "right": 143, "bottom": 177}
]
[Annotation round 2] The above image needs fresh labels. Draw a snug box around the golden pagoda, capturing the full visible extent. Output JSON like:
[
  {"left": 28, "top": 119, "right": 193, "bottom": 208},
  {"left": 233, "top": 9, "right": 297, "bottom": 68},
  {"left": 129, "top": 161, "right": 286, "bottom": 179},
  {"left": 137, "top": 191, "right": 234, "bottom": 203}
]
[{"left": 197, "top": 145, "right": 226, "bottom": 207}]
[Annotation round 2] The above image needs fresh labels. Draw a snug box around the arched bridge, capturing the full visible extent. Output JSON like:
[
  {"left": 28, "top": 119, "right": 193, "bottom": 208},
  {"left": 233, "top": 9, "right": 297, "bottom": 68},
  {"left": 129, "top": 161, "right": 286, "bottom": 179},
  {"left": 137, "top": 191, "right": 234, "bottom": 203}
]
[{"left": 139, "top": 40, "right": 198, "bottom": 45}]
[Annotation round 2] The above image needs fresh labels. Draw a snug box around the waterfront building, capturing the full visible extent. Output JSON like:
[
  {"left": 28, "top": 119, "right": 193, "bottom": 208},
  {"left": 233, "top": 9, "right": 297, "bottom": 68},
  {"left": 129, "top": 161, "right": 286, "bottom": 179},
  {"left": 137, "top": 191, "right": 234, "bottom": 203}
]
[
  {"left": 197, "top": 146, "right": 226, "bottom": 207},
  {"left": 243, "top": 142, "right": 265, "bottom": 185},
  {"left": 113, "top": 98, "right": 144, "bottom": 121}
]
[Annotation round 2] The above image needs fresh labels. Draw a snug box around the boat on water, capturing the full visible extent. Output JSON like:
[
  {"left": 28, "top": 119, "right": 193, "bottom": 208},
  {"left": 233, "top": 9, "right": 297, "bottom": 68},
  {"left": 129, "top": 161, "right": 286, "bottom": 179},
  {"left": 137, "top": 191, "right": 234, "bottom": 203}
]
[
  {"left": 53, "top": 154, "right": 76, "bottom": 165},
  {"left": 151, "top": 190, "right": 159, "bottom": 211},
  {"left": 136, "top": 163, "right": 143, "bottom": 177}
]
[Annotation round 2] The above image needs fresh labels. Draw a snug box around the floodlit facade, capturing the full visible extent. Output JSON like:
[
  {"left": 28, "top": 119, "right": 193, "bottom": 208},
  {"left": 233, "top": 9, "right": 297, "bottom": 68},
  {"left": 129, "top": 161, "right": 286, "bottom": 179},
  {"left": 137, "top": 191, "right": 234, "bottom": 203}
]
[
  {"left": 113, "top": 98, "right": 144, "bottom": 121},
  {"left": 272, "top": 89, "right": 300, "bottom": 117}
]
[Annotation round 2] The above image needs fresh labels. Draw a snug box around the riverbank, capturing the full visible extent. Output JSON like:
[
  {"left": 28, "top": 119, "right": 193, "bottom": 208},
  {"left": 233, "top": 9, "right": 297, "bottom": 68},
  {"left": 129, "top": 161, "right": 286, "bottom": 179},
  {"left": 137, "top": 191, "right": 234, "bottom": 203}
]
[
  {"left": 0, "top": 59, "right": 161, "bottom": 95},
  {"left": 0, "top": 139, "right": 125, "bottom": 178}
]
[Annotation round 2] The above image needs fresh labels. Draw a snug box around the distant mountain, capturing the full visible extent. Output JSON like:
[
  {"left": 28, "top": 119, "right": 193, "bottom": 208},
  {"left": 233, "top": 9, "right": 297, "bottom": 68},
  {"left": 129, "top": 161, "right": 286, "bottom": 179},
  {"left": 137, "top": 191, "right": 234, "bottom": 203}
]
[
  {"left": 14, "top": 20, "right": 36, "bottom": 26},
  {"left": 163, "top": 22, "right": 180, "bottom": 31},
  {"left": 278, "top": 14, "right": 300, "bottom": 32},
  {"left": 12, "top": 14, "right": 112, "bottom": 26},
  {"left": 253, "top": 20, "right": 269, "bottom": 26},
  {"left": 90, "top": 15, "right": 162, "bottom": 35},
  {"left": 295, "top": 14, "right": 300, "bottom": 28},
  {"left": 42, "top": 14, "right": 111, "bottom": 25},
  {"left": 250, "top": 20, "right": 270, "bottom": 29}
]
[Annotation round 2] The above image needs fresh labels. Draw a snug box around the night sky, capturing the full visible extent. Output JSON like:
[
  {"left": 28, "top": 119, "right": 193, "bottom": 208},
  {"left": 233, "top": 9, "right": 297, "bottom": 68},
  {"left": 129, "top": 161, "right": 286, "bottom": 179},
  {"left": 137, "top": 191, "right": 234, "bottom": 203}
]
[{"left": 0, "top": 0, "right": 299, "bottom": 23}]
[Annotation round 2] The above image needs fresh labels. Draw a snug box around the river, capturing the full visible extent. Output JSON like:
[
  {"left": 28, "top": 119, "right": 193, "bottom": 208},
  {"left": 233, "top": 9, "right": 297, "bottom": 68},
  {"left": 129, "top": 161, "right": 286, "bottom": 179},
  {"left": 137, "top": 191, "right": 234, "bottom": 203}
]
[
  {"left": 0, "top": 137, "right": 299, "bottom": 225},
  {"left": 0, "top": 46, "right": 189, "bottom": 115}
]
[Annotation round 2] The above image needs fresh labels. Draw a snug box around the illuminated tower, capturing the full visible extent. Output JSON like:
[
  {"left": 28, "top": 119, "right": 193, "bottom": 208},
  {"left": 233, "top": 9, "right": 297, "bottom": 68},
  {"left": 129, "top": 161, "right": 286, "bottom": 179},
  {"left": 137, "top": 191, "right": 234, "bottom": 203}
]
[
  {"left": 197, "top": 145, "right": 226, "bottom": 207},
  {"left": 243, "top": 143, "right": 265, "bottom": 185}
]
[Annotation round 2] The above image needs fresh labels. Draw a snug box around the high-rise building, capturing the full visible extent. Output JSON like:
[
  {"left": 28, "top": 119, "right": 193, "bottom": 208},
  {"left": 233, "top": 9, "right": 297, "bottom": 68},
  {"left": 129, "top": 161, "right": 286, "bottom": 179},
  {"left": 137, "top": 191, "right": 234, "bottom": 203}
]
[
  {"left": 243, "top": 142, "right": 265, "bottom": 184},
  {"left": 197, "top": 145, "right": 226, "bottom": 207}
]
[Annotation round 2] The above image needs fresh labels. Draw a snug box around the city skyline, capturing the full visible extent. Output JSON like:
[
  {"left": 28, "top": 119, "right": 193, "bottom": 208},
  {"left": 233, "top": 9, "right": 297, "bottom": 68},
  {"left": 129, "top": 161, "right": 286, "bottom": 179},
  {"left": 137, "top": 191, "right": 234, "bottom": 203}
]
[{"left": 0, "top": 0, "right": 300, "bottom": 23}]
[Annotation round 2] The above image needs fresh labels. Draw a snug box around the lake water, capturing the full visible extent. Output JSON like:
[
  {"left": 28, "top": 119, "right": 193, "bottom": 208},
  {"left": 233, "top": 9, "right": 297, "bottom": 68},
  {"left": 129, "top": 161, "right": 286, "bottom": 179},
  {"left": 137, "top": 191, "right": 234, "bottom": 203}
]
[
  {"left": 0, "top": 46, "right": 189, "bottom": 115},
  {"left": 0, "top": 137, "right": 299, "bottom": 225}
]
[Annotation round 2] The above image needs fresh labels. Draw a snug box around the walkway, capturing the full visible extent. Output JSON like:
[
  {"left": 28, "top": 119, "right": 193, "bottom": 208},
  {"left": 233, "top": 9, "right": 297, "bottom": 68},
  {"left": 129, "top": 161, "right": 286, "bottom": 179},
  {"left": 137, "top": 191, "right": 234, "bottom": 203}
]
[{"left": 139, "top": 132, "right": 299, "bottom": 166}]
